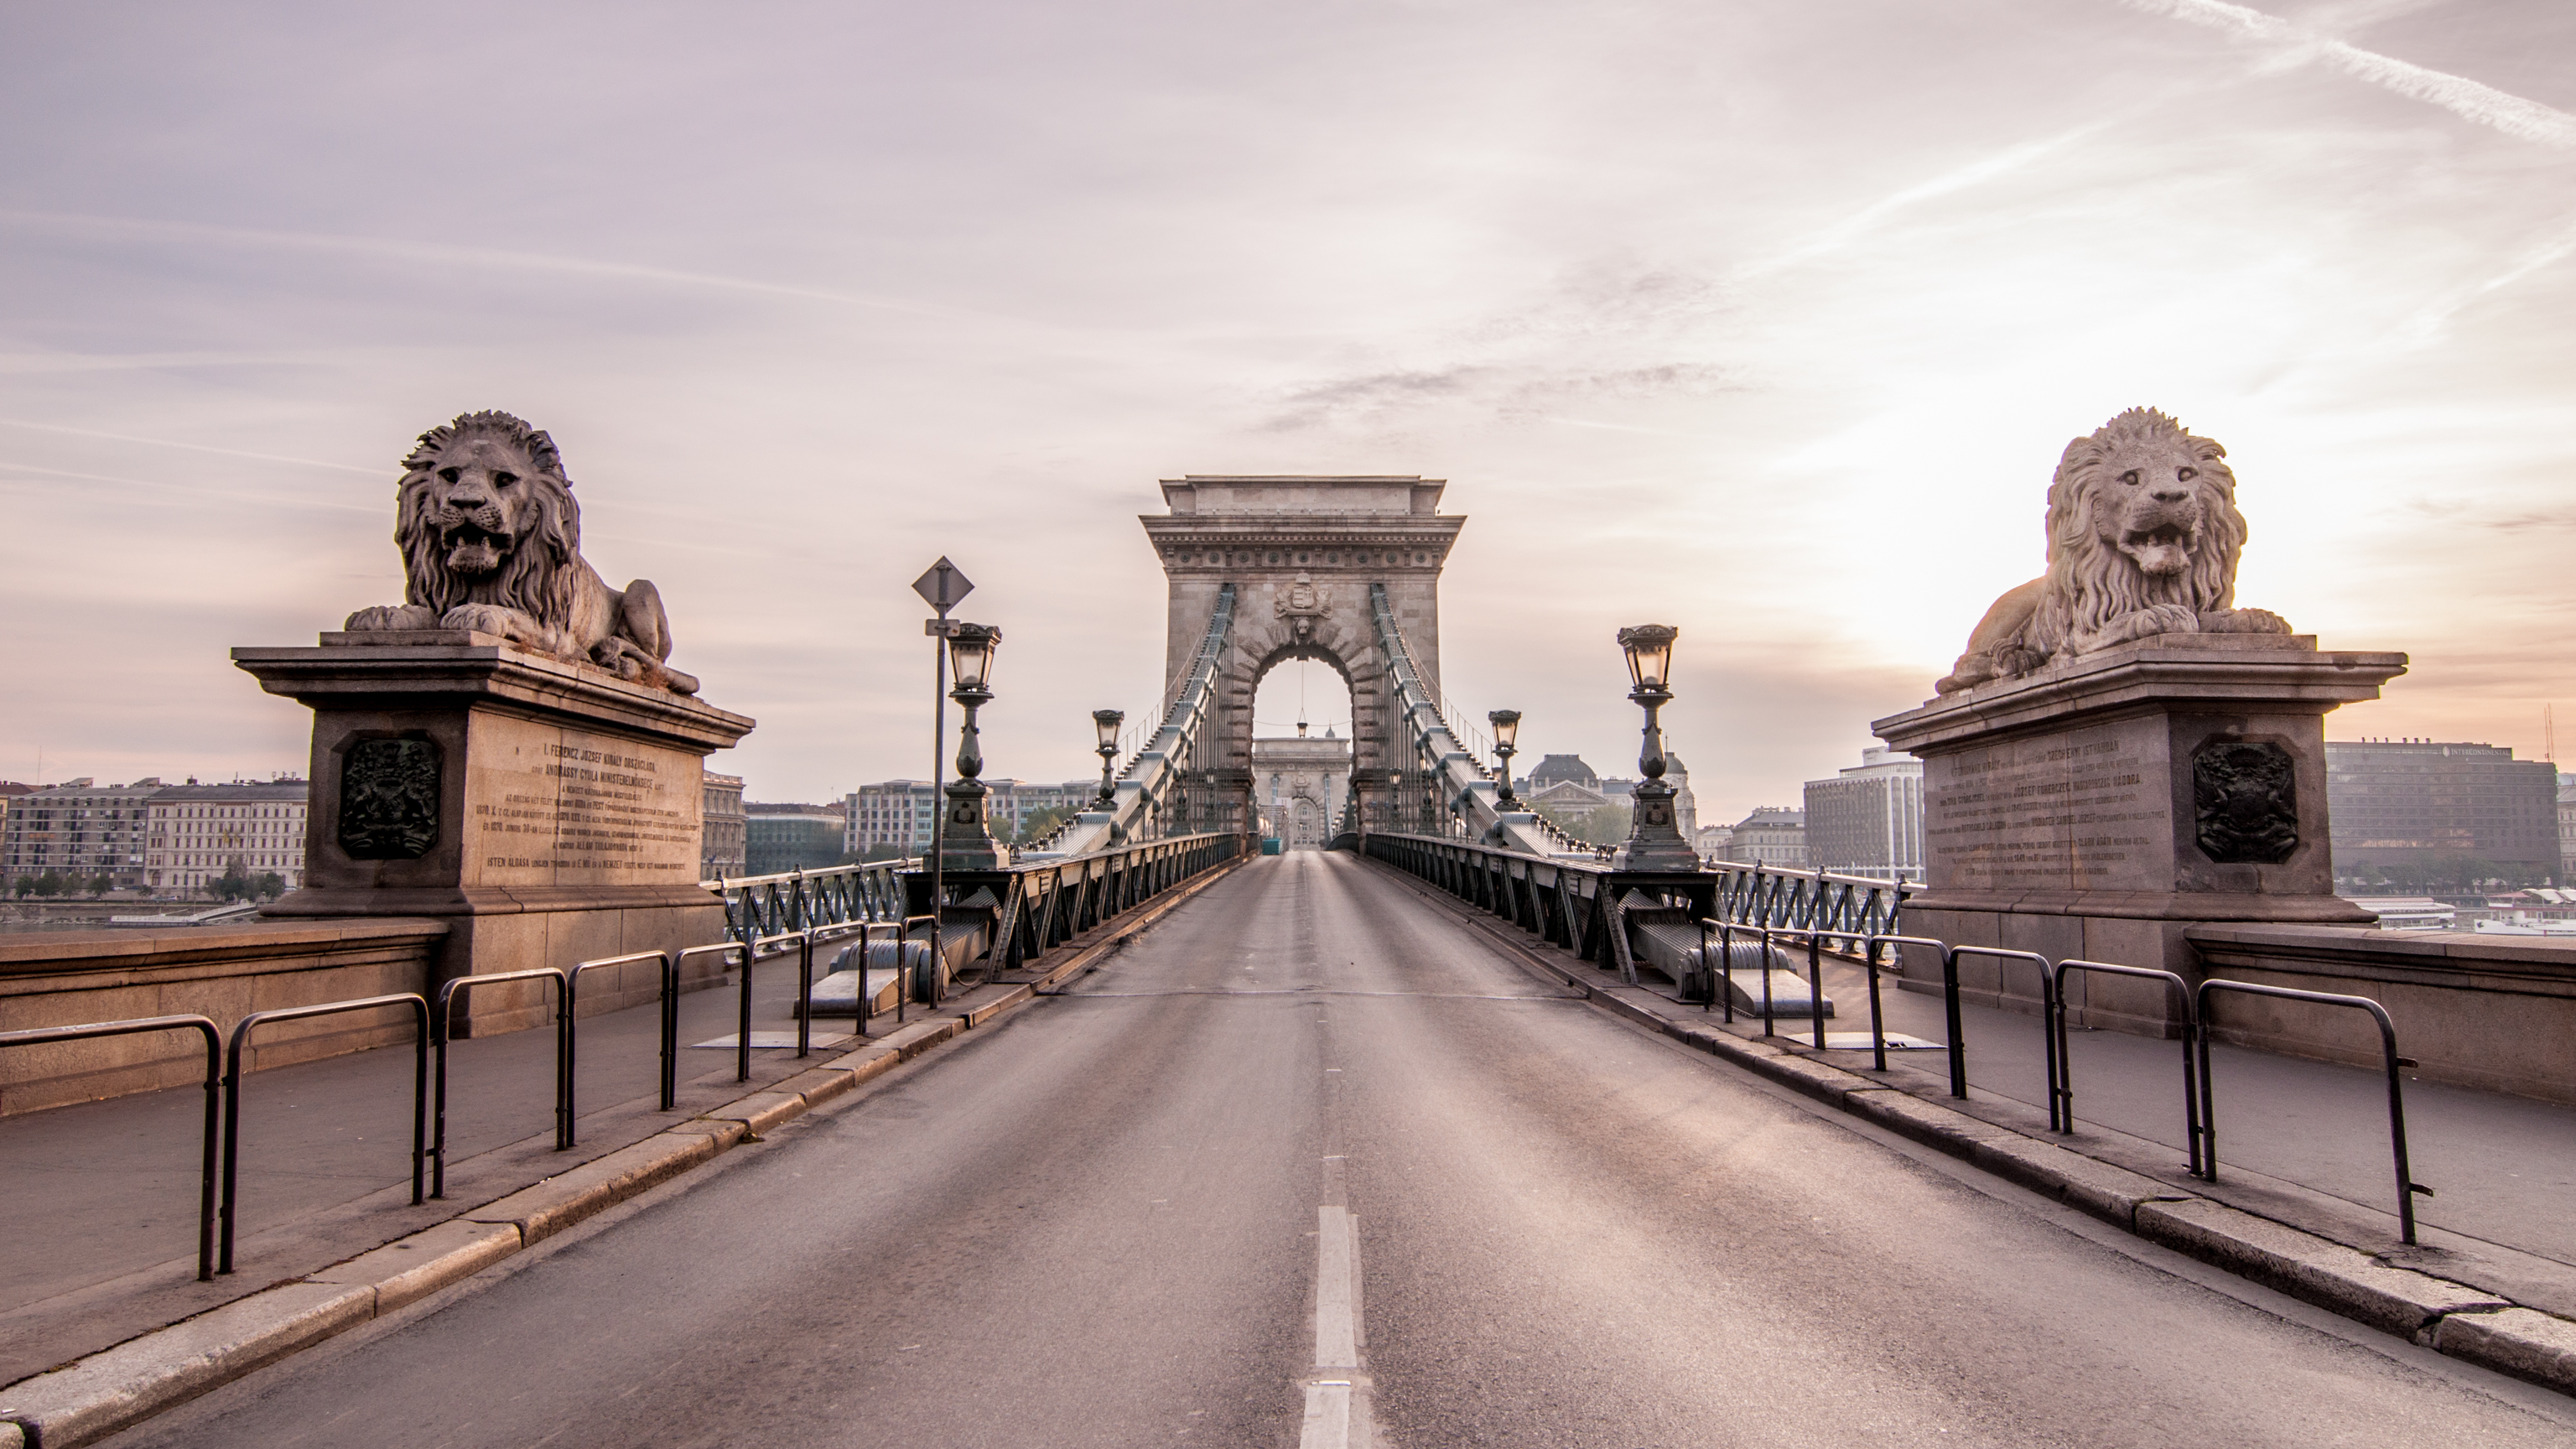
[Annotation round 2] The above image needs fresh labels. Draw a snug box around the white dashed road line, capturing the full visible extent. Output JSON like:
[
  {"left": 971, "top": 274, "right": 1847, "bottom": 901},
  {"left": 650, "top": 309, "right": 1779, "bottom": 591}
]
[{"left": 1301, "top": 1204, "right": 1363, "bottom": 1449}]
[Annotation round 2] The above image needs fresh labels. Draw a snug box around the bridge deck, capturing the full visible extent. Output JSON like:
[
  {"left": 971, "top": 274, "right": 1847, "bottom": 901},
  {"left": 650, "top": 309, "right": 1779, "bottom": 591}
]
[{"left": 67, "top": 852, "right": 2576, "bottom": 1446}]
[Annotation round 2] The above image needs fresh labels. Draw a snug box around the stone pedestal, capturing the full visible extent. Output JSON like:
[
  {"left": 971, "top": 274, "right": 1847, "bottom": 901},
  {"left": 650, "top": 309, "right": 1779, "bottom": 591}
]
[
  {"left": 233, "top": 631, "right": 755, "bottom": 1030},
  {"left": 1872, "top": 634, "right": 2405, "bottom": 1032}
]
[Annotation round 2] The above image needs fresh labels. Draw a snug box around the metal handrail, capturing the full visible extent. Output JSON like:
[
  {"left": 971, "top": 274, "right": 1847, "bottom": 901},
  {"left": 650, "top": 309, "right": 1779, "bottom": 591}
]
[
  {"left": 901, "top": 914, "right": 937, "bottom": 1015},
  {"left": 1697, "top": 920, "right": 1756, "bottom": 1025},
  {"left": 221, "top": 993, "right": 429, "bottom": 1274},
  {"left": 1758, "top": 927, "right": 1833, "bottom": 1052},
  {"left": 672, "top": 942, "right": 754, "bottom": 1083},
  {"left": 800, "top": 920, "right": 874, "bottom": 1052},
  {"left": 2194, "top": 979, "right": 2432, "bottom": 1244},
  {"left": 0, "top": 1015, "right": 222, "bottom": 1280},
  {"left": 1863, "top": 934, "right": 1952, "bottom": 1074},
  {"left": 431, "top": 968, "right": 569, "bottom": 1200},
  {"left": 2054, "top": 959, "right": 2203, "bottom": 1175},
  {"left": 1949, "top": 947, "right": 2060, "bottom": 1128},
  {"left": 566, "top": 950, "right": 680, "bottom": 1143}
]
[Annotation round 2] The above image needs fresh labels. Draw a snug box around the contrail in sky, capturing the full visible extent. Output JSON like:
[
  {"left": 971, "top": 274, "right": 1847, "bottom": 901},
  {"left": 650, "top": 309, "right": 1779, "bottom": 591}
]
[
  {"left": 2125, "top": 0, "right": 2576, "bottom": 147},
  {"left": 0, "top": 418, "right": 380, "bottom": 475},
  {"left": 0, "top": 210, "right": 1038, "bottom": 328}
]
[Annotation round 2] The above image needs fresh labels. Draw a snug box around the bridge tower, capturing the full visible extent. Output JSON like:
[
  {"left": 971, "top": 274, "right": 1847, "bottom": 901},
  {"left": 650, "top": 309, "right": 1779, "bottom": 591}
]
[{"left": 1142, "top": 477, "right": 1464, "bottom": 839}]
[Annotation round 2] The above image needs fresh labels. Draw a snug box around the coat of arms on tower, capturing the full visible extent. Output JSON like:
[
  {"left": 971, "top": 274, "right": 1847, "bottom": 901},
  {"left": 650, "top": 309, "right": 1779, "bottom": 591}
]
[{"left": 1276, "top": 572, "right": 1330, "bottom": 643}]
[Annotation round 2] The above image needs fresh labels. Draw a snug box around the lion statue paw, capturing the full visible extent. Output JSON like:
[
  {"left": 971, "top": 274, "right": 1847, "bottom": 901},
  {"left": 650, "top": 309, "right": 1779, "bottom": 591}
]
[
  {"left": 344, "top": 604, "right": 441, "bottom": 631},
  {"left": 2200, "top": 606, "right": 2292, "bottom": 635}
]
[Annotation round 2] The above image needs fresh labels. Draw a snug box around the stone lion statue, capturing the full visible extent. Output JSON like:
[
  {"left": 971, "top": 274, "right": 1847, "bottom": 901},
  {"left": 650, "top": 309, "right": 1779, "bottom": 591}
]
[
  {"left": 344, "top": 411, "right": 700, "bottom": 694},
  {"left": 1934, "top": 408, "right": 2290, "bottom": 695}
]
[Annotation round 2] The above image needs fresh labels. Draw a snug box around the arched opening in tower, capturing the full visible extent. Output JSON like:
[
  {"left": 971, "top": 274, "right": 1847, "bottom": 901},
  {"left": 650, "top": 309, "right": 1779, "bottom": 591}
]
[{"left": 1252, "top": 657, "right": 1355, "bottom": 849}]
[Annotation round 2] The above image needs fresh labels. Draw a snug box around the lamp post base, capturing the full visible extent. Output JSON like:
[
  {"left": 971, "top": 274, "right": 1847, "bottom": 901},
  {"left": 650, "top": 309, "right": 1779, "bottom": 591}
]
[
  {"left": 1619, "top": 780, "right": 1699, "bottom": 870},
  {"left": 940, "top": 778, "right": 1008, "bottom": 870}
]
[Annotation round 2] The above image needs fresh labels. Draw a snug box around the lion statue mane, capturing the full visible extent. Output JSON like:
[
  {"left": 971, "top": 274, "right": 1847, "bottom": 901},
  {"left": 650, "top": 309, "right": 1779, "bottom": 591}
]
[
  {"left": 1934, "top": 408, "right": 2289, "bottom": 696},
  {"left": 344, "top": 410, "right": 700, "bottom": 695}
]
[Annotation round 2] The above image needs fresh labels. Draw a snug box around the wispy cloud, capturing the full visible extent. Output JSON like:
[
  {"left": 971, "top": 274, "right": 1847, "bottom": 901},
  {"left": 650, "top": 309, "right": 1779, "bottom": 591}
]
[
  {"left": 0, "top": 460, "right": 380, "bottom": 513},
  {"left": 1737, "top": 119, "right": 2124, "bottom": 279},
  {"left": 2123, "top": 0, "right": 2576, "bottom": 146},
  {"left": 0, "top": 210, "right": 1038, "bottom": 329},
  {"left": 0, "top": 418, "right": 380, "bottom": 475}
]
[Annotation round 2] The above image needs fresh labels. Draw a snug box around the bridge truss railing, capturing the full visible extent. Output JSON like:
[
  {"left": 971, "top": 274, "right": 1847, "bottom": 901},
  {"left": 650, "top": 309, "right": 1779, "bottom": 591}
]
[
  {"left": 1028, "top": 584, "right": 1240, "bottom": 858},
  {"left": 1366, "top": 585, "right": 1587, "bottom": 860},
  {"left": 937, "top": 830, "right": 1245, "bottom": 975},
  {"left": 1361, "top": 831, "right": 1715, "bottom": 983},
  {"left": 712, "top": 860, "right": 917, "bottom": 944},
  {"left": 1706, "top": 860, "right": 1912, "bottom": 948}
]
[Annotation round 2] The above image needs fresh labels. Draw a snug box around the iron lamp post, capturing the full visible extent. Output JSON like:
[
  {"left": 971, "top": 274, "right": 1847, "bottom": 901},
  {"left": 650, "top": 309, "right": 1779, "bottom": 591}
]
[
  {"left": 939, "top": 623, "right": 1006, "bottom": 871},
  {"left": 1617, "top": 624, "right": 1698, "bottom": 870},
  {"left": 1092, "top": 709, "right": 1124, "bottom": 809},
  {"left": 1488, "top": 709, "right": 1521, "bottom": 809}
]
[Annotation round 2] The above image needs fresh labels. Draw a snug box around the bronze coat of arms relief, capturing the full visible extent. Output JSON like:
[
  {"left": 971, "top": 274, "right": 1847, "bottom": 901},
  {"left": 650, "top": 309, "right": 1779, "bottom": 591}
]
[{"left": 339, "top": 736, "right": 443, "bottom": 860}]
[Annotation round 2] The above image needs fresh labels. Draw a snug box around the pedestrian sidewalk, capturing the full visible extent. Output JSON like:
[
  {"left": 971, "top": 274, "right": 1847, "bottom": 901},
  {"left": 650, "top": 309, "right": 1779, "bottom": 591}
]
[
  {"left": 0, "top": 854, "right": 1249, "bottom": 1449},
  {"left": 5, "top": 956, "right": 906, "bottom": 1389}
]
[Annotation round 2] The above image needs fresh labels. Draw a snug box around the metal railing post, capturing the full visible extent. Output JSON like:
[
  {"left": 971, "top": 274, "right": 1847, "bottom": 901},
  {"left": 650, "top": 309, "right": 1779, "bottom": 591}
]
[
  {"left": 0, "top": 1015, "right": 224, "bottom": 1280},
  {"left": 431, "top": 968, "right": 569, "bottom": 1197},
  {"left": 2051, "top": 959, "right": 2200, "bottom": 1173},
  {"left": 221, "top": 993, "right": 428, "bottom": 1274},
  {"left": 1861, "top": 935, "right": 1952, "bottom": 1078},
  {"left": 2194, "top": 979, "right": 2431, "bottom": 1244},
  {"left": 566, "top": 951, "right": 672, "bottom": 1148},
  {"left": 1947, "top": 947, "right": 2057, "bottom": 1124}
]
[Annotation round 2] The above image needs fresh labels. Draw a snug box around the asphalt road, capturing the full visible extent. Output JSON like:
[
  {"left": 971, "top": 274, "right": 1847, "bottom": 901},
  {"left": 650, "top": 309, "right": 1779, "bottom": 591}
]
[{"left": 111, "top": 853, "right": 2576, "bottom": 1447}]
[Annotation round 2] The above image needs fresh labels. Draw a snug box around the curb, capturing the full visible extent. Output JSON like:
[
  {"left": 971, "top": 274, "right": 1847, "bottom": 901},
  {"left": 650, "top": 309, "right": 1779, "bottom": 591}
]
[
  {"left": 0, "top": 856, "right": 1244, "bottom": 1448},
  {"left": 1375, "top": 857, "right": 2576, "bottom": 1400}
]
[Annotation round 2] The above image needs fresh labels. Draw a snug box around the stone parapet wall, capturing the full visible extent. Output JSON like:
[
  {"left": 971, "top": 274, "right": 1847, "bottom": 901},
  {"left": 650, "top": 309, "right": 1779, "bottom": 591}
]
[
  {"left": 2183, "top": 924, "right": 2576, "bottom": 1105},
  {"left": 0, "top": 918, "right": 448, "bottom": 1115}
]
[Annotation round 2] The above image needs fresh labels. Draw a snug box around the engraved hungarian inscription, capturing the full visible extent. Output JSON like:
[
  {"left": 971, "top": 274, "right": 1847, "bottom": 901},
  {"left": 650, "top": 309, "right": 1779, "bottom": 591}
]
[
  {"left": 1924, "top": 730, "right": 2169, "bottom": 888},
  {"left": 472, "top": 734, "right": 699, "bottom": 880}
]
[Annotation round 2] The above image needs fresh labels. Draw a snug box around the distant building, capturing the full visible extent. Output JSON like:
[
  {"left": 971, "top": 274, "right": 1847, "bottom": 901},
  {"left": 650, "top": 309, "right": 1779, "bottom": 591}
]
[
  {"left": 2560, "top": 775, "right": 2576, "bottom": 883},
  {"left": 1526, "top": 755, "right": 1599, "bottom": 791},
  {"left": 1526, "top": 778, "right": 1613, "bottom": 816},
  {"left": 0, "top": 782, "right": 29, "bottom": 834},
  {"left": 2, "top": 778, "right": 164, "bottom": 891},
  {"left": 1694, "top": 823, "right": 1734, "bottom": 860},
  {"left": 844, "top": 778, "right": 1093, "bottom": 858},
  {"left": 700, "top": 771, "right": 745, "bottom": 880},
  {"left": 2325, "top": 740, "right": 2559, "bottom": 881},
  {"left": 745, "top": 802, "right": 848, "bottom": 875},
  {"left": 1665, "top": 756, "right": 1697, "bottom": 839},
  {"left": 1254, "top": 725, "right": 1353, "bottom": 847},
  {"left": 1803, "top": 747, "right": 1924, "bottom": 882},
  {"left": 990, "top": 781, "right": 1096, "bottom": 841},
  {"left": 144, "top": 780, "right": 309, "bottom": 894},
  {"left": 1725, "top": 806, "right": 1807, "bottom": 868},
  {"left": 848, "top": 781, "right": 937, "bottom": 857}
]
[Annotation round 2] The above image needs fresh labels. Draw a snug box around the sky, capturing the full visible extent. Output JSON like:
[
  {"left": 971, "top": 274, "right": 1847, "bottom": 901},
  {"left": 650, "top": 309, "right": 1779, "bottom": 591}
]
[{"left": 3, "top": 0, "right": 2572, "bottom": 823}]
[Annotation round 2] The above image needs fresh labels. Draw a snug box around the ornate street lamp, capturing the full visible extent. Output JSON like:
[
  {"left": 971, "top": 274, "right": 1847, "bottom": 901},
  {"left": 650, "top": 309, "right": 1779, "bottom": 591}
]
[
  {"left": 1488, "top": 709, "right": 1522, "bottom": 809},
  {"left": 1091, "top": 709, "right": 1124, "bottom": 808},
  {"left": 1617, "top": 624, "right": 1698, "bottom": 870},
  {"left": 939, "top": 623, "right": 1006, "bottom": 870}
]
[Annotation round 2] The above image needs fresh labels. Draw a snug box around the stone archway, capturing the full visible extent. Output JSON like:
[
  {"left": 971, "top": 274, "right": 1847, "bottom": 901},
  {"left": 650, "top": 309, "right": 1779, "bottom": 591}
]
[{"left": 1141, "top": 477, "right": 1464, "bottom": 839}]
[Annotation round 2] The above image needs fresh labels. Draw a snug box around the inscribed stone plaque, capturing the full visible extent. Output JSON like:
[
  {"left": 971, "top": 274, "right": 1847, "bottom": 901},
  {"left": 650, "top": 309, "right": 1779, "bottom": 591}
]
[
  {"left": 1920, "top": 718, "right": 2172, "bottom": 893},
  {"left": 340, "top": 737, "right": 442, "bottom": 860},
  {"left": 465, "top": 719, "right": 704, "bottom": 889},
  {"left": 2192, "top": 740, "right": 2299, "bottom": 865}
]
